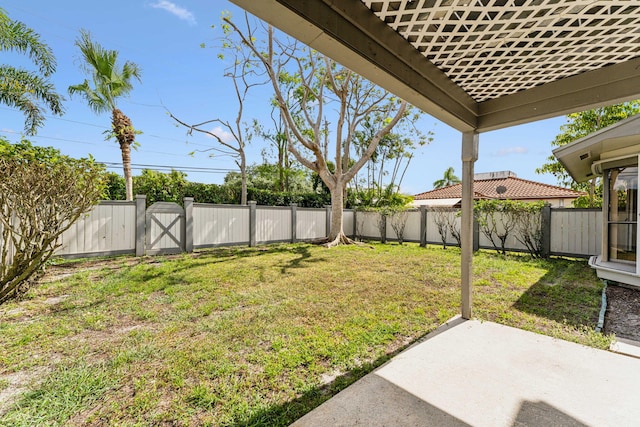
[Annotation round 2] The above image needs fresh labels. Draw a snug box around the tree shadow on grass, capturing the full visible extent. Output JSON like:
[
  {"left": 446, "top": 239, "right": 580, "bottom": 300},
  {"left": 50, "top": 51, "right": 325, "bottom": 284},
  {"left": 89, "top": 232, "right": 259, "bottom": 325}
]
[
  {"left": 181, "top": 244, "right": 320, "bottom": 267},
  {"left": 83, "top": 244, "right": 321, "bottom": 280},
  {"left": 512, "top": 259, "right": 602, "bottom": 328},
  {"left": 188, "top": 244, "right": 324, "bottom": 275},
  {"left": 227, "top": 330, "right": 433, "bottom": 427}
]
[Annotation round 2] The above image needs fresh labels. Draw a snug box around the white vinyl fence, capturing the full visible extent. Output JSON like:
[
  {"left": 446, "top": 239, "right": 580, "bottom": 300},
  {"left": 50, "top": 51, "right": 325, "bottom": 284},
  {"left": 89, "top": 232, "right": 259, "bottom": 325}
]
[
  {"left": 549, "top": 208, "right": 601, "bottom": 256},
  {"left": 1, "top": 197, "right": 603, "bottom": 261},
  {"left": 296, "top": 208, "right": 327, "bottom": 240},
  {"left": 56, "top": 201, "right": 136, "bottom": 256},
  {"left": 193, "top": 204, "right": 249, "bottom": 247}
]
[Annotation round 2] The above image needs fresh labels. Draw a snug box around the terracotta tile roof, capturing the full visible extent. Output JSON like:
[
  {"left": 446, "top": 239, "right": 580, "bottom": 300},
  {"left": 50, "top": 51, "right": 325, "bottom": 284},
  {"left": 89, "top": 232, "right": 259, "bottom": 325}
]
[{"left": 414, "top": 176, "right": 585, "bottom": 201}]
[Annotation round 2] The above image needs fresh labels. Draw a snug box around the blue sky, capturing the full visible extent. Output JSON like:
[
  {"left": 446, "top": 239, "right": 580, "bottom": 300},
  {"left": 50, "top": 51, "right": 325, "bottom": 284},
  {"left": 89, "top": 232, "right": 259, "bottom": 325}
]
[{"left": 1, "top": 0, "right": 569, "bottom": 195}]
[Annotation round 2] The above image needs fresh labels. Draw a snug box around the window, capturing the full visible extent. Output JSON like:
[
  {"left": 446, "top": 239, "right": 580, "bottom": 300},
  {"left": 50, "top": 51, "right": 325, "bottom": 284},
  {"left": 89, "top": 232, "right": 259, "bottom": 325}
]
[{"left": 607, "top": 165, "right": 638, "bottom": 263}]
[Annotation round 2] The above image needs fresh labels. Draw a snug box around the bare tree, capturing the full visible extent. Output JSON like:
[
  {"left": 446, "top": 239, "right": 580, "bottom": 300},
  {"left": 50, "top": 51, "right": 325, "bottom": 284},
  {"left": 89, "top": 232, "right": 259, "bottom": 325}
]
[
  {"left": 168, "top": 18, "right": 268, "bottom": 205},
  {"left": 448, "top": 212, "right": 462, "bottom": 248},
  {"left": 390, "top": 210, "right": 409, "bottom": 245},
  {"left": 432, "top": 207, "right": 450, "bottom": 249},
  {"left": 223, "top": 14, "right": 417, "bottom": 246},
  {"left": 513, "top": 201, "right": 545, "bottom": 258},
  {"left": 352, "top": 117, "right": 430, "bottom": 206},
  {"left": 376, "top": 211, "right": 388, "bottom": 244},
  {"left": 256, "top": 108, "right": 296, "bottom": 193},
  {"left": 475, "top": 200, "right": 518, "bottom": 255},
  {"left": 168, "top": 111, "right": 252, "bottom": 205}
]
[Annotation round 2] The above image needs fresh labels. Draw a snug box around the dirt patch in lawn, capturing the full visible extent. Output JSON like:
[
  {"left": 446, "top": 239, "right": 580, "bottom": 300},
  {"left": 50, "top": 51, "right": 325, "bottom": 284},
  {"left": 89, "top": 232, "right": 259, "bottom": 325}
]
[
  {"left": 603, "top": 284, "right": 640, "bottom": 342},
  {"left": 40, "top": 257, "right": 143, "bottom": 283}
]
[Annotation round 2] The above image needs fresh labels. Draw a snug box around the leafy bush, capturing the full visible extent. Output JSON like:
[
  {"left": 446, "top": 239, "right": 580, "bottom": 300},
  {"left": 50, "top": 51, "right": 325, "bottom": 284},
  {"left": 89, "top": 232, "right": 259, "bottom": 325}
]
[
  {"left": 572, "top": 194, "right": 603, "bottom": 208},
  {"left": 247, "top": 188, "right": 331, "bottom": 208},
  {"left": 0, "top": 138, "right": 106, "bottom": 303},
  {"left": 102, "top": 172, "right": 126, "bottom": 200},
  {"left": 103, "top": 169, "right": 329, "bottom": 207},
  {"left": 350, "top": 185, "right": 414, "bottom": 210},
  {"left": 184, "top": 182, "right": 237, "bottom": 205},
  {"left": 133, "top": 169, "right": 187, "bottom": 206}
]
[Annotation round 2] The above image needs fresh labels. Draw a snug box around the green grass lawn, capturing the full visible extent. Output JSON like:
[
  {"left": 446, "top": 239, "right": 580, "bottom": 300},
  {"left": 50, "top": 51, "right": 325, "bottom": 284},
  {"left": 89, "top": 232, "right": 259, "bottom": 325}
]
[{"left": 0, "top": 243, "right": 610, "bottom": 426}]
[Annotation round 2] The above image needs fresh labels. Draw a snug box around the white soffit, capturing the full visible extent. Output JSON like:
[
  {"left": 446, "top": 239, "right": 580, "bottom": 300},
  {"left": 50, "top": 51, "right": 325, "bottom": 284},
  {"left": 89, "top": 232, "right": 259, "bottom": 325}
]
[
  {"left": 229, "top": 0, "right": 640, "bottom": 132},
  {"left": 553, "top": 114, "right": 640, "bottom": 183}
]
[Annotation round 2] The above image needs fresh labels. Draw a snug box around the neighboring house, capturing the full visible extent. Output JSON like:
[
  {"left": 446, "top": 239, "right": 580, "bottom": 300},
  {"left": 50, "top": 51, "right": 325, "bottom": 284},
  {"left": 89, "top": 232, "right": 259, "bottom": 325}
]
[{"left": 412, "top": 171, "right": 584, "bottom": 207}]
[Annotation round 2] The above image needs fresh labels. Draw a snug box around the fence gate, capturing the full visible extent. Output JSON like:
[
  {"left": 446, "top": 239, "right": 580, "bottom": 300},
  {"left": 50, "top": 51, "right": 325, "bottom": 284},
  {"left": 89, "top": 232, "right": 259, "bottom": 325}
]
[{"left": 145, "top": 202, "right": 185, "bottom": 255}]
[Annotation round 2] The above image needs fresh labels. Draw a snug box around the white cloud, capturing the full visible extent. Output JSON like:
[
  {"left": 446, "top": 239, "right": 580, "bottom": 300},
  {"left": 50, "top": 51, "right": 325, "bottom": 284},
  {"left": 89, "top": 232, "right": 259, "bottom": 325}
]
[
  {"left": 208, "top": 126, "right": 235, "bottom": 143},
  {"left": 150, "top": 1, "right": 196, "bottom": 25},
  {"left": 494, "top": 146, "right": 528, "bottom": 157}
]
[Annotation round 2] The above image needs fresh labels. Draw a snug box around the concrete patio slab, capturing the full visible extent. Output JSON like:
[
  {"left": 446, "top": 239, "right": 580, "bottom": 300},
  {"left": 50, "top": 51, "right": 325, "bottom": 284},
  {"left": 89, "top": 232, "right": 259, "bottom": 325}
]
[
  {"left": 292, "top": 318, "right": 640, "bottom": 426},
  {"left": 610, "top": 337, "right": 640, "bottom": 359}
]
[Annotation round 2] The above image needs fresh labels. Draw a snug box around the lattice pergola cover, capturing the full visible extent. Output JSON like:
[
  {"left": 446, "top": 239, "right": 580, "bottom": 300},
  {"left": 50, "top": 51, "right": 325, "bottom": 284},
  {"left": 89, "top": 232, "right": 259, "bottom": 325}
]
[
  {"left": 230, "top": 0, "right": 640, "bottom": 131},
  {"left": 363, "top": 0, "right": 640, "bottom": 102}
]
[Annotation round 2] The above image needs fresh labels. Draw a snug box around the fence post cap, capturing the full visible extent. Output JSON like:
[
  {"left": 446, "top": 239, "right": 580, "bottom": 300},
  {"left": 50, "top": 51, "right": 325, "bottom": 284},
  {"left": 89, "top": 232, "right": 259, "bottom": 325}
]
[{"left": 135, "top": 194, "right": 147, "bottom": 200}]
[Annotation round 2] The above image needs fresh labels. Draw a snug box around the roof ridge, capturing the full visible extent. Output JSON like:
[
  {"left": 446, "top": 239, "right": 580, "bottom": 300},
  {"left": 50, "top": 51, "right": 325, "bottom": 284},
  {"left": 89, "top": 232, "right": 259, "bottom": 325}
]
[
  {"left": 497, "top": 176, "right": 585, "bottom": 195},
  {"left": 414, "top": 176, "right": 586, "bottom": 199}
]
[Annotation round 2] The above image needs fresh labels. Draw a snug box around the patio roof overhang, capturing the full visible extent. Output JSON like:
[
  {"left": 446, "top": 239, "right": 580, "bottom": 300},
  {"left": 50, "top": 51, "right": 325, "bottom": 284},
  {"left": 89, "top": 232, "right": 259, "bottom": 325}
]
[
  {"left": 228, "top": 0, "right": 640, "bottom": 319},
  {"left": 228, "top": 0, "right": 640, "bottom": 133}
]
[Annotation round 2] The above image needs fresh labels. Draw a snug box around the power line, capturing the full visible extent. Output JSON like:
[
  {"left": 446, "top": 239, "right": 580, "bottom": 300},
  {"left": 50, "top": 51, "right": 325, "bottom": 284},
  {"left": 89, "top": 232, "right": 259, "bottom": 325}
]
[
  {"left": 104, "top": 165, "right": 231, "bottom": 174},
  {"left": 100, "top": 162, "right": 237, "bottom": 173},
  {"left": 0, "top": 129, "right": 99, "bottom": 146},
  {"left": 0, "top": 106, "right": 231, "bottom": 150},
  {"left": 0, "top": 128, "right": 238, "bottom": 173},
  {"left": 0, "top": 129, "right": 209, "bottom": 158}
]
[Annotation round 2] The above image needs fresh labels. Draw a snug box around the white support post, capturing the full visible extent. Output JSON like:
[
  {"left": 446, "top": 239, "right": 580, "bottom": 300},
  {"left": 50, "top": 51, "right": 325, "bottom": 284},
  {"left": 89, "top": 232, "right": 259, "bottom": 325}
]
[{"left": 461, "top": 131, "right": 478, "bottom": 320}]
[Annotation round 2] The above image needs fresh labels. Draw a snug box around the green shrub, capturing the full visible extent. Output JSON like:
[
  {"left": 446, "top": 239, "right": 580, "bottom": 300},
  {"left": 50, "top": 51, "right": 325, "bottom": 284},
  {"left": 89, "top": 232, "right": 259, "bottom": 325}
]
[{"left": 0, "top": 138, "right": 106, "bottom": 303}]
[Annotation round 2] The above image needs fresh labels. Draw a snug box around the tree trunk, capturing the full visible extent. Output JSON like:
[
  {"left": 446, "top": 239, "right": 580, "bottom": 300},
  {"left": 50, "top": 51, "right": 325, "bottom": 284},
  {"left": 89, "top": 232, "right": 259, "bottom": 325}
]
[
  {"left": 278, "top": 145, "right": 285, "bottom": 192},
  {"left": 112, "top": 108, "right": 136, "bottom": 201},
  {"left": 326, "top": 182, "right": 353, "bottom": 246},
  {"left": 240, "top": 151, "right": 247, "bottom": 205},
  {"left": 121, "top": 144, "right": 133, "bottom": 201}
]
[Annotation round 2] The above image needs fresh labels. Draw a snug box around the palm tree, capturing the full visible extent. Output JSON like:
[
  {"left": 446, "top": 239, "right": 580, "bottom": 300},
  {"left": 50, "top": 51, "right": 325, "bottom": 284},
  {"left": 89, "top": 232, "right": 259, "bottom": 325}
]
[
  {"left": 433, "top": 166, "right": 461, "bottom": 189},
  {"left": 0, "top": 8, "right": 63, "bottom": 134},
  {"left": 68, "top": 30, "right": 141, "bottom": 200}
]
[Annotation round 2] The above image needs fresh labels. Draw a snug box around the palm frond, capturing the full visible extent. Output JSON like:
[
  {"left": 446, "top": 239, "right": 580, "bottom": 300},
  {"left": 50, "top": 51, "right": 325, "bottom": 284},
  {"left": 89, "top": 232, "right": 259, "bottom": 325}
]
[
  {"left": 70, "top": 29, "right": 141, "bottom": 111},
  {"left": 68, "top": 80, "right": 110, "bottom": 114},
  {"left": 0, "top": 9, "right": 56, "bottom": 76},
  {"left": 0, "top": 65, "right": 64, "bottom": 134}
]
